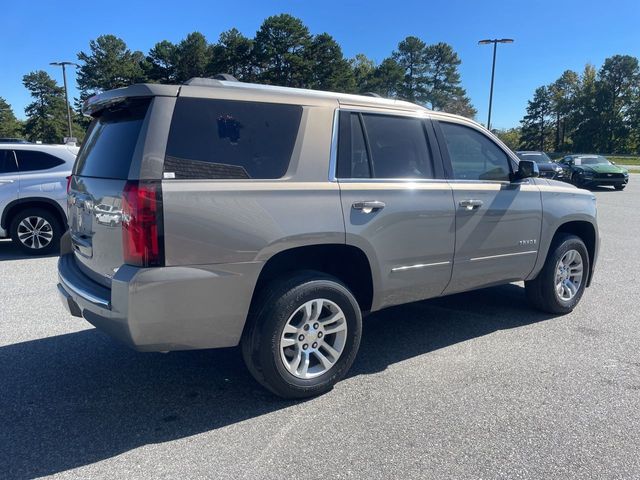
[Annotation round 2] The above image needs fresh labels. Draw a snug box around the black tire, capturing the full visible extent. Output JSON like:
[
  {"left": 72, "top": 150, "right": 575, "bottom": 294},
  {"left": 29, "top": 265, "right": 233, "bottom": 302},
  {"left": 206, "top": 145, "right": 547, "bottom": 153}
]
[
  {"left": 614, "top": 184, "right": 626, "bottom": 191},
  {"left": 571, "top": 172, "right": 585, "bottom": 188},
  {"left": 525, "top": 234, "right": 589, "bottom": 314},
  {"left": 241, "top": 271, "right": 362, "bottom": 399},
  {"left": 9, "top": 207, "right": 62, "bottom": 255}
]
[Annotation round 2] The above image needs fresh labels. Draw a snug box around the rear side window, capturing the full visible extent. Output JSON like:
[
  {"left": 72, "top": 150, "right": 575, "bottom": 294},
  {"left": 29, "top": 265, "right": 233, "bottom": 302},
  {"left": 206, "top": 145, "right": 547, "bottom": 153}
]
[
  {"left": 0, "top": 150, "right": 17, "bottom": 173},
  {"left": 15, "top": 150, "right": 65, "bottom": 171},
  {"left": 440, "top": 122, "right": 511, "bottom": 181},
  {"left": 337, "top": 113, "right": 434, "bottom": 179},
  {"left": 337, "top": 112, "right": 370, "bottom": 178},
  {"left": 74, "top": 98, "right": 150, "bottom": 179},
  {"left": 165, "top": 98, "right": 303, "bottom": 179}
]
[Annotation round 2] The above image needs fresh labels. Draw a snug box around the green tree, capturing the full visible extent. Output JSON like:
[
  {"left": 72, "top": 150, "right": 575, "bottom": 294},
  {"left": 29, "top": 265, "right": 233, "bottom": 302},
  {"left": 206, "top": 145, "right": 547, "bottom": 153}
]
[
  {"left": 0, "top": 97, "right": 23, "bottom": 138},
  {"left": 493, "top": 127, "right": 521, "bottom": 151},
  {"left": 549, "top": 70, "right": 579, "bottom": 151},
  {"left": 175, "top": 32, "right": 212, "bottom": 82},
  {"left": 254, "top": 14, "right": 312, "bottom": 87},
  {"left": 351, "top": 54, "right": 376, "bottom": 93},
  {"left": 22, "top": 71, "right": 68, "bottom": 143},
  {"left": 369, "top": 58, "right": 404, "bottom": 97},
  {"left": 393, "top": 36, "right": 429, "bottom": 103},
  {"left": 519, "top": 86, "right": 554, "bottom": 151},
  {"left": 146, "top": 40, "right": 178, "bottom": 83},
  {"left": 424, "top": 42, "right": 474, "bottom": 117},
  {"left": 597, "top": 55, "right": 639, "bottom": 152},
  {"left": 77, "top": 35, "right": 146, "bottom": 96},
  {"left": 209, "top": 28, "right": 254, "bottom": 80},
  {"left": 306, "top": 33, "right": 355, "bottom": 92},
  {"left": 571, "top": 64, "right": 601, "bottom": 152}
]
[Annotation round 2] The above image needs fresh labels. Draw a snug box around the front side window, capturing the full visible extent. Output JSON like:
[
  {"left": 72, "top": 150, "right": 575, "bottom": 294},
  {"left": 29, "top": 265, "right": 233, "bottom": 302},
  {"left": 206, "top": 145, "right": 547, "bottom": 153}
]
[
  {"left": 15, "top": 150, "right": 65, "bottom": 172},
  {"left": 440, "top": 122, "right": 511, "bottom": 181},
  {"left": 0, "top": 150, "right": 18, "bottom": 174},
  {"left": 165, "top": 98, "right": 303, "bottom": 179}
]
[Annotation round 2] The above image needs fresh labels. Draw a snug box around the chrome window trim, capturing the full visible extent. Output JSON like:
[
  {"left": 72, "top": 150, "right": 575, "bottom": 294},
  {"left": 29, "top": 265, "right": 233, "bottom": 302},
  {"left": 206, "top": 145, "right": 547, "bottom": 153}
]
[{"left": 328, "top": 108, "right": 340, "bottom": 182}]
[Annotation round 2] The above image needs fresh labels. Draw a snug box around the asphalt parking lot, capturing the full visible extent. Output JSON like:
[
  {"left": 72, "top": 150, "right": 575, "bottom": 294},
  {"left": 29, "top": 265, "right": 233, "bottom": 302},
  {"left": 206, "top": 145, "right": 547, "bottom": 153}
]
[{"left": 1, "top": 177, "right": 639, "bottom": 480}]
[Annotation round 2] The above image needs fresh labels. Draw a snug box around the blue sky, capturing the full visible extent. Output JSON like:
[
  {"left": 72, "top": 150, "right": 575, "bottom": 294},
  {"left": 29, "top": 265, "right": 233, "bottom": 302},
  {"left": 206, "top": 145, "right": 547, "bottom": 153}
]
[{"left": 2, "top": 0, "right": 639, "bottom": 128}]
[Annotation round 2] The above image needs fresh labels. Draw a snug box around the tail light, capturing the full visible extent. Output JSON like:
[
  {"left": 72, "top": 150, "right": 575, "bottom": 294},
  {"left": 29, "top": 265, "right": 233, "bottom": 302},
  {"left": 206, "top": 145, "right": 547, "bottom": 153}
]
[
  {"left": 121, "top": 181, "right": 164, "bottom": 267},
  {"left": 66, "top": 175, "right": 72, "bottom": 194}
]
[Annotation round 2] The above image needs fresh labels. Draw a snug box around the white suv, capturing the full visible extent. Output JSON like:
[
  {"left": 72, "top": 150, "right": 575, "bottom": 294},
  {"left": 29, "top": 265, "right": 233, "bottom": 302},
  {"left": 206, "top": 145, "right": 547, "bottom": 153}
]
[{"left": 0, "top": 143, "right": 78, "bottom": 254}]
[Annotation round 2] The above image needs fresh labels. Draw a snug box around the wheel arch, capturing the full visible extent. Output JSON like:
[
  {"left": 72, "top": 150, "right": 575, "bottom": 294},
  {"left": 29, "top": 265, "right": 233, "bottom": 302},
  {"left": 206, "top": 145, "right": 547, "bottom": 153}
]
[
  {"left": 1, "top": 197, "right": 67, "bottom": 231},
  {"left": 553, "top": 220, "right": 597, "bottom": 287},
  {"left": 250, "top": 244, "right": 375, "bottom": 314}
]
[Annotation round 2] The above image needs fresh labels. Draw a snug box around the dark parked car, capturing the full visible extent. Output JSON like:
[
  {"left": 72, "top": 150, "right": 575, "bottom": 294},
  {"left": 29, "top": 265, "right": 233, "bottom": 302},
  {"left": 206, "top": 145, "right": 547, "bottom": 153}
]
[
  {"left": 558, "top": 155, "right": 629, "bottom": 190},
  {"left": 516, "top": 151, "right": 566, "bottom": 180}
]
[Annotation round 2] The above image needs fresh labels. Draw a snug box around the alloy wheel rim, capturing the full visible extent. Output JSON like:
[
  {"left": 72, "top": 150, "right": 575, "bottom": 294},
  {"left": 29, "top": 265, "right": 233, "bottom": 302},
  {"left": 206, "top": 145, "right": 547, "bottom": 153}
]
[
  {"left": 555, "top": 249, "right": 584, "bottom": 301},
  {"left": 279, "top": 298, "right": 348, "bottom": 379},
  {"left": 17, "top": 216, "right": 53, "bottom": 249}
]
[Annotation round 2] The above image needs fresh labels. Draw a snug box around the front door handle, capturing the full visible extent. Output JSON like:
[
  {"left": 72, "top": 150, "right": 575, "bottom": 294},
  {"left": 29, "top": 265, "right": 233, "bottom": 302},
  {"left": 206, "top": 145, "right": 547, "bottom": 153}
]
[
  {"left": 0, "top": 179, "right": 15, "bottom": 184},
  {"left": 352, "top": 200, "right": 386, "bottom": 213},
  {"left": 459, "top": 199, "right": 484, "bottom": 210}
]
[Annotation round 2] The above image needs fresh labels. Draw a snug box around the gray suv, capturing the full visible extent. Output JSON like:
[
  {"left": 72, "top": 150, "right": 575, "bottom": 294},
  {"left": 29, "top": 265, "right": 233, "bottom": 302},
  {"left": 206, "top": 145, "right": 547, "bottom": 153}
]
[{"left": 57, "top": 77, "right": 599, "bottom": 398}]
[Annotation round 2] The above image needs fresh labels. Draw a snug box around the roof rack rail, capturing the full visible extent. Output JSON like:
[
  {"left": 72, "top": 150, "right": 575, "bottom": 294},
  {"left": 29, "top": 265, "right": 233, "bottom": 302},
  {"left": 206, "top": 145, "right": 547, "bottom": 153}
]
[
  {"left": 362, "top": 92, "right": 382, "bottom": 98},
  {"left": 212, "top": 73, "right": 239, "bottom": 81},
  {"left": 183, "top": 74, "right": 239, "bottom": 87}
]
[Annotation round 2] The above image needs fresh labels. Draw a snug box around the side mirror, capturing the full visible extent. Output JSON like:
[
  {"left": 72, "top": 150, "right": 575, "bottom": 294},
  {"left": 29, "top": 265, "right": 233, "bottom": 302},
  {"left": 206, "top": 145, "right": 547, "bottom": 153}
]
[{"left": 514, "top": 159, "right": 539, "bottom": 180}]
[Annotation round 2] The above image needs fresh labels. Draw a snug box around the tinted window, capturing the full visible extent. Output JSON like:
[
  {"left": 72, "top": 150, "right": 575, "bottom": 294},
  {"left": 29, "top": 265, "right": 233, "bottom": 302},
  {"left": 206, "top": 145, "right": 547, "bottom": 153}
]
[
  {"left": 74, "top": 98, "right": 150, "bottom": 179},
  {"left": 15, "top": 150, "right": 65, "bottom": 172},
  {"left": 440, "top": 122, "right": 511, "bottom": 181},
  {"left": 362, "top": 114, "right": 433, "bottom": 179},
  {"left": 337, "top": 113, "right": 371, "bottom": 178},
  {"left": 165, "top": 98, "right": 302, "bottom": 179},
  {"left": 0, "top": 150, "right": 17, "bottom": 173}
]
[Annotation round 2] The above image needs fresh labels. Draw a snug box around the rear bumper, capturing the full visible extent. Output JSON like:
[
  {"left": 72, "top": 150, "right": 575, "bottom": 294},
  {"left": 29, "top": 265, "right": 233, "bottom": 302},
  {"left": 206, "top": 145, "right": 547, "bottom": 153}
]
[{"left": 57, "top": 252, "right": 262, "bottom": 352}]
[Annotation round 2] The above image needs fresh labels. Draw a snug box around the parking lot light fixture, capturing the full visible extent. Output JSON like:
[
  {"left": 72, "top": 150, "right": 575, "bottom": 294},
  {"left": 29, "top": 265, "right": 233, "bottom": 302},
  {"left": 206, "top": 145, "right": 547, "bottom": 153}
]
[
  {"left": 50, "top": 61, "right": 80, "bottom": 141},
  {"left": 478, "top": 38, "right": 514, "bottom": 130}
]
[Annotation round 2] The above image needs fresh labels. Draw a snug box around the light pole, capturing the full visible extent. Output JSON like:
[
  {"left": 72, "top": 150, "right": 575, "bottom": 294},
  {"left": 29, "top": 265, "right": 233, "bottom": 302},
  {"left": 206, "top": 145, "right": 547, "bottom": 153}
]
[
  {"left": 50, "top": 61, "right": 79, "bottom": 140},
  {"left": 478, "top": 38, "right": 513, "bottom": 131}
]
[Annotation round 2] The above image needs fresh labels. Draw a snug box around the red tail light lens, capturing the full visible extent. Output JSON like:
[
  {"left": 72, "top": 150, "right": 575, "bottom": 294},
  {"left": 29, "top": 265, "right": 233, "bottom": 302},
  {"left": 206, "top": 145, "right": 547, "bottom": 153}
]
[
  {"left": 66, "top": 175, "right": 72, "bottom": 194},
  {"left": 121, "top": 181, "right": 164, "bottom": 267}
]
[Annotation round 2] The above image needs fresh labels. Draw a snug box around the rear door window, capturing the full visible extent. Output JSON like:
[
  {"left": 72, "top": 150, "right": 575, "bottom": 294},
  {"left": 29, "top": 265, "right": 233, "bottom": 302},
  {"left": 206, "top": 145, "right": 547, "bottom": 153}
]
[
  {"left": 164, "top": 98, "right": 302, "bottom": 179},
  {"left": 14, "top": 150, "right": 65, "bottom": 172},
  {"left": 0, "top": 150, "right": 18, "bottom": 173},
  {"left": 74, "top": 98, "right": 150, "bottom": 179},
  {"left": 361, "top": 114, "right": 434, "bottom": 179}
]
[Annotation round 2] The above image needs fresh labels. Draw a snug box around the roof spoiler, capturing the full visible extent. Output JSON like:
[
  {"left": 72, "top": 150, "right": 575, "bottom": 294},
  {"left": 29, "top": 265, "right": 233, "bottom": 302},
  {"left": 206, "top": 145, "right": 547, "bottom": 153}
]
[{"left": 82, "top": 84, "right": 179, "bottom": 116}]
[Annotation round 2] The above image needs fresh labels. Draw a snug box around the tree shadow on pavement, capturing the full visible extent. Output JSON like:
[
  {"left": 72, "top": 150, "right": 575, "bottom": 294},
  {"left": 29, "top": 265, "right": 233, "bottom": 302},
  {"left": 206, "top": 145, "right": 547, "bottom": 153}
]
[{"left": 0, "top": 283, "right": 556, "bottom": 479}]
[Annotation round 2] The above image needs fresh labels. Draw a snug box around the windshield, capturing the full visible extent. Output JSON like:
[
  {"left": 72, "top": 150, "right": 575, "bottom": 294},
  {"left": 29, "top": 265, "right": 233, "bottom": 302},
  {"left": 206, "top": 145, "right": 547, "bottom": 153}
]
[
  {"left": 516, "top": 152, "right": 552, "bottom": 163},
  {"left": 575, "top": 156, "right": 611, "bottom": 166}
]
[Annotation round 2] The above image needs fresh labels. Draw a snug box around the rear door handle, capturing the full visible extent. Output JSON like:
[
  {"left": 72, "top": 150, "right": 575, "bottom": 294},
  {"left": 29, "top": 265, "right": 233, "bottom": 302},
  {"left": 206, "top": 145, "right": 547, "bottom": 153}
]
[
  {"left": 458, "top": 199, "right": 484, "bottom": 210},
  {"left": 0, "top": 179, "right": 15, "bottom": 184},
  {"left": 352, "top": 200, "right": 386, "bottom": 213}
]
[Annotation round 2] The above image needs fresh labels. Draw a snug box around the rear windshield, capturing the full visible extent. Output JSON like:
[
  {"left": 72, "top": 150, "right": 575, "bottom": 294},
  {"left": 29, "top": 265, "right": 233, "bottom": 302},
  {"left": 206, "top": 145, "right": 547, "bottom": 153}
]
[
  {"left": 164, "top": 98, "right": 302, "bottom": 179},
  {"left": 74, "top": 98, "right": 150, "bottom": 179}
]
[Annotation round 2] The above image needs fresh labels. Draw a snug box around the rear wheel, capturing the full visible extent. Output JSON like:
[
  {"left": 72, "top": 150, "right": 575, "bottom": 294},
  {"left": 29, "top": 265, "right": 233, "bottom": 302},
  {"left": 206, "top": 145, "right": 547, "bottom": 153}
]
[
  {"left": 525, "top": 234, "right": 589, "bottom": 314},
  {"left": 9, "top": 207, "right": 62, "bottom": 255},
  {"left": 241, "top": 271, "right": 362, "bottom": 399}
]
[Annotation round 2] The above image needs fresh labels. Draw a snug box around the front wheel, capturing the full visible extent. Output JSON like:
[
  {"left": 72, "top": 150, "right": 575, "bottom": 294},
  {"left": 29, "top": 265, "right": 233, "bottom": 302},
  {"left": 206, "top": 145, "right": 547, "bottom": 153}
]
[
  {"left": 525, "top": 234, "right": 589, "bottom": 314},
  {"left": 242, "top": 271, "right": 362, "bottom": 399},
  {"left": 9, "top": 207, "right": 62, "bottom": 255}
]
